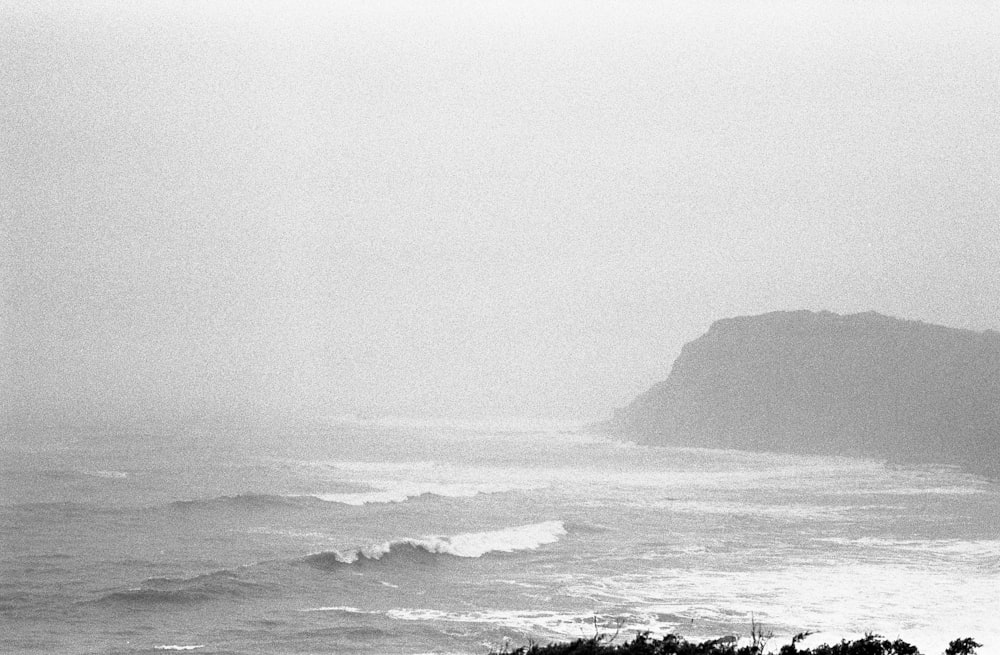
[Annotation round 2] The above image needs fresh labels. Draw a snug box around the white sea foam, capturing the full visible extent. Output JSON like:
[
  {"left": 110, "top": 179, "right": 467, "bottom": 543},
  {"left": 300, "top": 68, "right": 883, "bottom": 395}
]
[
  {"left": 833, "top": 485, "right": 987, "bottom": 496},
  {"left": 289, "top": 458, "right": 549, "bottom": 505},
  {"left": 153, "top": 647, "right": 205, "bottom": 652},
  {"left": 562, "top": 561, "right": 1000, "bottom": 655},
  {"left": 884, "top": 486, "right": 986, "bottom": 495},
  {"left": 289, "top": 448, "right": 891, "bottom": 509},
  {"left": 82, "top": 469, "right": 129, "bottom": 479},
  {"left": 494, "top": 579, "right": 547, "bottom": 589},
  {"left": 663, "top": 500, "right": 854, "bottom": 520},
  {"left": 310, "top": 480, "right": 544, "bottom": 505},
  {"left": 383, "top": 606, "right": 685, "bottom": 650},
  {"left": 242, "top": 527, "right": 333, "bottom": 540},
  {"left": 300, "top": 606, "right": 375, "bottom": 614},
  {"left": 821, "top": 537, "right": 1000, "bottom": 560},
  {"left": 324, "top": 460, "right": 439, "bottom": 473},
  {"left": 309, "top": 489, "right": 416, "bottom": 505},
  {"left": 385, "top": 607, "right": 610, "bottom": 638}
]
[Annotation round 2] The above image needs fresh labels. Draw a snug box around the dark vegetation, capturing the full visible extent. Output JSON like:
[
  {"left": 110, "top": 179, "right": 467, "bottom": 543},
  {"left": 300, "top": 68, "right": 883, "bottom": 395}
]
[{"left": 494, "top": 631, "right": 983, "bottom": 655}]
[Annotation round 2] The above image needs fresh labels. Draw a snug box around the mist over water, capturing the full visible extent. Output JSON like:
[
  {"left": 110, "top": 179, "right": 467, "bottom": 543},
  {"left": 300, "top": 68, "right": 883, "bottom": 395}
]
[
  {"left": 4, "top": 3, "right": 1000, "bottom": 654},
  {"left": 1, "top": 421, "right": 997, "bottom": 655},
  {"left": 5, "top": 1, "right": 1000, "bottom": 427}
]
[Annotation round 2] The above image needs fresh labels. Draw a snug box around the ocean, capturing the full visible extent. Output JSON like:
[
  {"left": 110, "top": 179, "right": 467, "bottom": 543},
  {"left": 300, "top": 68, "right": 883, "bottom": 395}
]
[{"left": 2, "top": 419, "right": 998, "bottom": 655}]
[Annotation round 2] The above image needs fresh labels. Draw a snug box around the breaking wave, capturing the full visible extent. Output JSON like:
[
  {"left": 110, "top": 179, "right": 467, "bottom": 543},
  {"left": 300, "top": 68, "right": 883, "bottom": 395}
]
[
  {"left": 299, "top": 520, "right": 567, "bottom": 569},
  {"left": 309, "top": 480, "right": 544, "bottom": 505},
  {"left": 164, "top": 476, "right": 542, "bottom": 510}
]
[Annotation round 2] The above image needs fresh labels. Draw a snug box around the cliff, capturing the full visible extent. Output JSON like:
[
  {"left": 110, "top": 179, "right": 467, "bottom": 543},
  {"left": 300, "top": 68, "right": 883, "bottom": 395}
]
[{"left": 604, "top": 311, "right": 1000, "bottom": 477}]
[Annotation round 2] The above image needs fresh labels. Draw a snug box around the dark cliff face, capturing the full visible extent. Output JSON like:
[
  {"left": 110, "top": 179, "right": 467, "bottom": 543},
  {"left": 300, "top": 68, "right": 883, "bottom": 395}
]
[{"left": 608, "top": 311, "right": 1000, "bottom": 477}]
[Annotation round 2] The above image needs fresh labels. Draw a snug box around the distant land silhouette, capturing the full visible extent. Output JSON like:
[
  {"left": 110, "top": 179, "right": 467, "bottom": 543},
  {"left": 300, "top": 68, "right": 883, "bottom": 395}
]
[{"left": 603, "top": 311, "right": 1000, "bottom": 478}]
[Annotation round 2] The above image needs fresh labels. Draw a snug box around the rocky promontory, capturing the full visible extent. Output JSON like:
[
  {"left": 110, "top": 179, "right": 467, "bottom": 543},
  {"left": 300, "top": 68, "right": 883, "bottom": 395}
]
[{"left": 603, "top": 311, "right": 1000, "bottom": 477}]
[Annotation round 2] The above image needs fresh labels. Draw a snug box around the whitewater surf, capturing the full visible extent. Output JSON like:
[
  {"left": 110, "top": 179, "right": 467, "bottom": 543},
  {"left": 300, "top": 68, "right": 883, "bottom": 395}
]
[{"left": 1, "top": 420, "right": 997, "bottom": 654}]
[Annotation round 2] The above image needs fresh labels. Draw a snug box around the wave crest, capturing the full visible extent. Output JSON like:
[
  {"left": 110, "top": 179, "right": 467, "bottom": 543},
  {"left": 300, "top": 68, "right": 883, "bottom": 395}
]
[
  {"left": 95, "top": 570, "right": 266, "bottom": 606},
  {"left": 300, "top": 520, "right": 567, "bottom": 569},
  {"left": 310, "top": 481, "right": 543, "bottom": 506}
]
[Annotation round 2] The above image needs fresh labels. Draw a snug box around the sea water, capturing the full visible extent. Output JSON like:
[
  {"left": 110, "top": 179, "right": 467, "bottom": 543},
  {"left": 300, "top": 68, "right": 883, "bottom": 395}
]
[{"left": 1, "top": 419, "right": 998, "bottom": 655}]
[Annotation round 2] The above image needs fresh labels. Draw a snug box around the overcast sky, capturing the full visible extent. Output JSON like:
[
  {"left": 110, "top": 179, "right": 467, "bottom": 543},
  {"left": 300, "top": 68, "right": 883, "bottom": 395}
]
[{"left": 3, "top": 1, "right": 999, "bottom": 425}]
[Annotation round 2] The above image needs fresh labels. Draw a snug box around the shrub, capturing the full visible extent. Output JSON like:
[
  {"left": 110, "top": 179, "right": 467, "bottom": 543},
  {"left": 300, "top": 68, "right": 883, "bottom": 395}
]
[
  {"left": 945, "top": 639, "right": 981, "bottom": 655},
  {"left": 493, "top": 631, "right": 983, "bottom": 655}
]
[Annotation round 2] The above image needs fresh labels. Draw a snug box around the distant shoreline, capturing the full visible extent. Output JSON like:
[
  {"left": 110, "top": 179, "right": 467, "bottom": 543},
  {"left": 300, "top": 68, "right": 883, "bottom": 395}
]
[{"left": 603, "top": 310, "right": 1000, "bottom": 480}]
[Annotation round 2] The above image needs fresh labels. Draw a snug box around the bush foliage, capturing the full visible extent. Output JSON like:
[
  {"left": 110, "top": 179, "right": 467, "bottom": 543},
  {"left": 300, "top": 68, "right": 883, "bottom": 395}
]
[{"left": 494, "top": 632, "right": 982, "bottom": 655}]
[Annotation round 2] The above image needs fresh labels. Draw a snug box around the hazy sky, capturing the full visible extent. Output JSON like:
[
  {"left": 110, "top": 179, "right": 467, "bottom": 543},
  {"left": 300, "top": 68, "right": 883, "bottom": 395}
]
[{"left": 4, "top": 1, "right": 999, "bottom": 425}]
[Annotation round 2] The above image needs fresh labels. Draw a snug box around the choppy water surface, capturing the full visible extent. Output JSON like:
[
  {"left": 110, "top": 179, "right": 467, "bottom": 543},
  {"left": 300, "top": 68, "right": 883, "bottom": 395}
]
[{"left": 1, "top": 420, "right": 997, "bottom": 654}]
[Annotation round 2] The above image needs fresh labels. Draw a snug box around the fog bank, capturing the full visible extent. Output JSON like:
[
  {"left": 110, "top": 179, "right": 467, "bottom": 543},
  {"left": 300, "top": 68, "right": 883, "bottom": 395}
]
[{"left": 4, "top": 1, "right": 999, "bottom": 427}]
